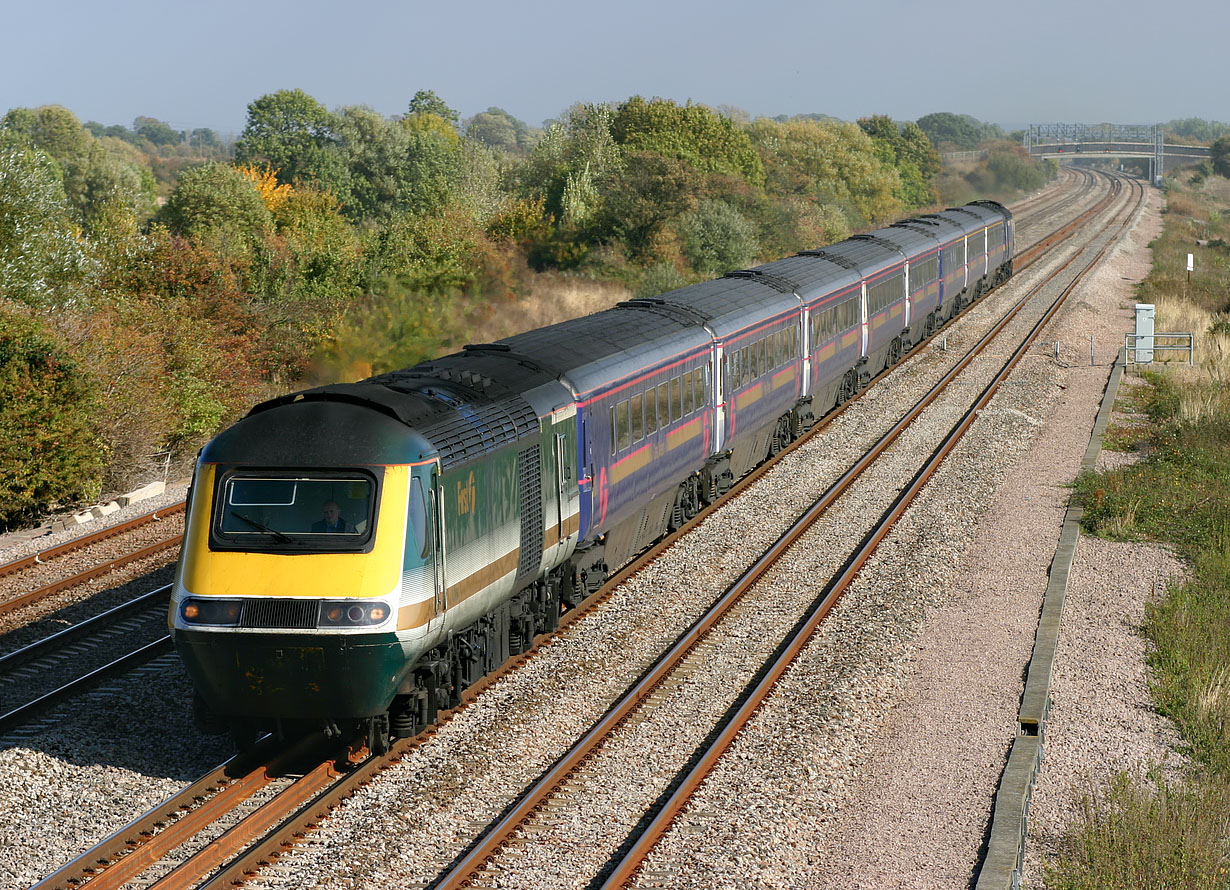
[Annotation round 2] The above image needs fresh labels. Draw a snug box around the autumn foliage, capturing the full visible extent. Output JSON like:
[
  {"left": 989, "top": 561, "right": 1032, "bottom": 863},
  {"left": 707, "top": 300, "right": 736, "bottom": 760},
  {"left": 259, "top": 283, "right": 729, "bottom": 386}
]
[{"left": 0, "top": 95, "right": 1050, "bottom": 528}]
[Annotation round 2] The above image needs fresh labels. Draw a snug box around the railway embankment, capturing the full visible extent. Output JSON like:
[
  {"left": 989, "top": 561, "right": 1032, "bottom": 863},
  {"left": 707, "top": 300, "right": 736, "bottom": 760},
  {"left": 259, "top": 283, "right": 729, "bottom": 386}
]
[{"left": 1025, "top": 173, "right": 1230, "bottom": 887}]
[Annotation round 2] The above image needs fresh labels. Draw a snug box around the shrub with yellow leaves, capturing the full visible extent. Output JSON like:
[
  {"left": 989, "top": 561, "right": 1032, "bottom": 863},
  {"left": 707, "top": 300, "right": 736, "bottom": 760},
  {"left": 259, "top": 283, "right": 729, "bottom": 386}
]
[{"left": 235, "top": 164, "right": 293, "bottom": 212}]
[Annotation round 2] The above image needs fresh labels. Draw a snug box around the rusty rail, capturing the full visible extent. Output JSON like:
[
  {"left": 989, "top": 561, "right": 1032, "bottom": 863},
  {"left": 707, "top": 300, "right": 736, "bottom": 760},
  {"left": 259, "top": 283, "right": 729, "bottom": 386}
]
[{"left": 0, "top": 501, "right": 185, "bottom": 579}]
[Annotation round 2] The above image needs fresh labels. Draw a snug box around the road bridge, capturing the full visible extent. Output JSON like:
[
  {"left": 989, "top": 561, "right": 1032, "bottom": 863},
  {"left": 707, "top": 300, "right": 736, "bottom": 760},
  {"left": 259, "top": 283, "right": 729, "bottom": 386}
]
[{"left": 1024, "top": 124, "right": 1210, "bottom": 183}]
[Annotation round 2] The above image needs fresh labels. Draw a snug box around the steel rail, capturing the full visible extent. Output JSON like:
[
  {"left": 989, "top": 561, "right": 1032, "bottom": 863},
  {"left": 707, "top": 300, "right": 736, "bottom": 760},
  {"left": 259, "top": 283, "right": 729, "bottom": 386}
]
[
  {"left": 0, "top": 501, "right": 185, "bottom": 579},
  {"left": 0, "top": 637, "right": 175, "bottom": 733},
  {"left": 0, "top": 584, "right": 171, "bottom": 672},
  {"left": 29, "top": 753, "right": 257, "bottom": 890},
  {"left": 0, "top": 535, "right": 183, "bottom": 618},
  {"left": 597, "top": 175, "right": 1144, "bottom": 889}
]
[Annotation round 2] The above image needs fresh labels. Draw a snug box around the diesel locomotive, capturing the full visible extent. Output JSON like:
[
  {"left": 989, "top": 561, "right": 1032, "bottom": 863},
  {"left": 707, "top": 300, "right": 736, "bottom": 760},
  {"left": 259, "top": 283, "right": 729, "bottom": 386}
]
[{"left": 171, "top": 200, "right": 1014, "bottom": 750}]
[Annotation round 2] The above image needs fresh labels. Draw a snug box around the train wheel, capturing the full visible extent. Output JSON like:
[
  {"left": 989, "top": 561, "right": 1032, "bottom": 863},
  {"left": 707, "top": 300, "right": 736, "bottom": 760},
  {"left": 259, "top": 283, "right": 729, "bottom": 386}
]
[
  {"left": 836, "top": 370, "right": 857, "bottom": 406},
  {"left": 884, "top": 338, "right": 903, "bottom": 370}
]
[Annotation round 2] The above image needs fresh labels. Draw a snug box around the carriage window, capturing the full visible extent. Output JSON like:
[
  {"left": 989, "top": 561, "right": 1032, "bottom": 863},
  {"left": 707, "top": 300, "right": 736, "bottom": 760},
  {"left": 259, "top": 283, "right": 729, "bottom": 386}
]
[
  {"left": 658, "top": 381, "right": 670, "bottom": 428},
  {"left": 644, "top": 388, "right": 657, "bottom": 435},
  {"left": 692, "top": 369, "right": 704, "bottom": 406},
  {"left": 630, "top": 393, "right": 644, "bottom": 443},
  {"left": 671, "top": 376, "right": 683, "bottom": 421},
  {"left": 616, "top": 401, "right": 630, "bottom": 451},
  {"left": 683, "top": 370, "right": 695, "bottom": 415}
]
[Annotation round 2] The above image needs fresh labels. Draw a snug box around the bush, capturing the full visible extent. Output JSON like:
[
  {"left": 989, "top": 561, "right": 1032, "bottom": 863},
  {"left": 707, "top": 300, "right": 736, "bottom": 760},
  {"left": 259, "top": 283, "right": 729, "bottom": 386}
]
[
  {"left": 635, "top": 262, "right": 691, "bottom": 298},
  {"left": 676, "top": 198, "right": 760, "bottom": 275},
  {"left": 0, "top": 308, "right": 104, "bottom": 527}
]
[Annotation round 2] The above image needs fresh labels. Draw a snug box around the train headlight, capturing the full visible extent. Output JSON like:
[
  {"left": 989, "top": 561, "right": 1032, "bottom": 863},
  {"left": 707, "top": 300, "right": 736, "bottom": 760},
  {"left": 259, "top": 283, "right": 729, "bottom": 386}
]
[
  {"left": 180, "top": 598, "right": 242, "bottom": 626},
  {"left": 318, "top": 601, "right": 392, "bottom": 627}
]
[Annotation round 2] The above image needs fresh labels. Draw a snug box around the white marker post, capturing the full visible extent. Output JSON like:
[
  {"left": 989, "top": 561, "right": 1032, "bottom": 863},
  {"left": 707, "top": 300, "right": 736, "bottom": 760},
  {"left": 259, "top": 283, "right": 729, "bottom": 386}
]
[{"left": 1188, "top": 252, "right": 1195, "bottom": 284}]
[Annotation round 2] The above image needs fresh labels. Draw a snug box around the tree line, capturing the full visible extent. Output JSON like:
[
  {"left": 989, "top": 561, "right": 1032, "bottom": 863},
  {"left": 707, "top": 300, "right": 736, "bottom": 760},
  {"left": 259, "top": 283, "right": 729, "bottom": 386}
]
[{"left": 0, "top": 91, "right": 1053, "bottom": 528}]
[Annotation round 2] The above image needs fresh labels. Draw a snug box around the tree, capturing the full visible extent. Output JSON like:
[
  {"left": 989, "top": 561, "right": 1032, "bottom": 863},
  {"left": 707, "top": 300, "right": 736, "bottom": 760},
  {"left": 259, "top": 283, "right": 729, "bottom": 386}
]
[
  {"left": 1166, "top": 119, "right": 1230, "bottom": 145},
  {"left": 134, "top": 116, "right": 181, "bottom": 147},
  {"left": 1, "top": 105, "right": 153, "bottom": 227},
  {"left": 1211, "top": 137, "right": 1230, "bottom": 177},
  {"left": 0, "top": 147, "right": 93, "bottom": 307},
  {"left": 595, "top": 150, "right": 699, "bottom": 257},
  {"left": 1, "top": 105, "right": 92, "bottom": 160},
  {"left": 190, "top": 128, "right": 221, "bottom": 150},
  {"left": 0, "top": 307, "right": 104, "bottom": 528},
  {"left": 234, "top": 89, "right": 345, "bottom": 193},
  {"left": 158, "top": 161, "right": 273, "bottom": 246},
  {"left": 677, "top": 199, "right": 760, "bottom": 275},
  {"left": 916, "top": 112, "right": 1004, "bottom": 151},
  {"left": 465, "top": 107, "right": 537, "bottom": 153},
  {"left": 407, "top": 90, "right": 459, "bottom": 127},
  {"left": 858, "top": 115, "right": 940, "bottom": 208},
  {"left": 517, "top": 103, "right": 622, "bottom": 225},
  {"left": 610, "top": 96, "right": 764, "bottom": 186},
  {"left": 747, "top": 117, "right": 901, "bottom": 226}
]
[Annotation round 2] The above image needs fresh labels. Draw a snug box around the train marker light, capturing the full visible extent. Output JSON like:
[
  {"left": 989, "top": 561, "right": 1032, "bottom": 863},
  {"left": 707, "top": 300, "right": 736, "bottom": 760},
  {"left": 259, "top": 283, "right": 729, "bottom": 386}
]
[{"left": 319, "top": 600, "right": 391, "bottom": 627}]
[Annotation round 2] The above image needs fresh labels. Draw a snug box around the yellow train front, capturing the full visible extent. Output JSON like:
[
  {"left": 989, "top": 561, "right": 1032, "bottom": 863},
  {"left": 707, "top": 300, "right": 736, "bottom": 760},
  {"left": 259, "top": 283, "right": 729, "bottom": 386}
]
[{"left": 171, "top": 363, "right": 581, "bottom": 750}]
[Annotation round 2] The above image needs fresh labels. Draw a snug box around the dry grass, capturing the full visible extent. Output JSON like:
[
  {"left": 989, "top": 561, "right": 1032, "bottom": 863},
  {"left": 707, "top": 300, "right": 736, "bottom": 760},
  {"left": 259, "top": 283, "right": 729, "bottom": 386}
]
[{"left": 466, "top": 273, "right": 631, "bottom": 343}]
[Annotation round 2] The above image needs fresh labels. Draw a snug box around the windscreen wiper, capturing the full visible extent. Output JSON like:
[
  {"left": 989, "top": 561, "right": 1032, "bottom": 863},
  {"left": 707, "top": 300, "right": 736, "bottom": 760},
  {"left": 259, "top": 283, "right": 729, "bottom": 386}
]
[{"left": 230, "top": 511, "right": 294, "bottom": 543}]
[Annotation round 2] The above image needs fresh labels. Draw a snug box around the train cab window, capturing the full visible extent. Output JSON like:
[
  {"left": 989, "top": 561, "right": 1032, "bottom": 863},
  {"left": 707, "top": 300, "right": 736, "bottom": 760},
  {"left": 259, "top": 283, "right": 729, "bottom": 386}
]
[
  {"left": 658, "top": 382, "right": 670, "bottom": 428},
  {"left": 644, "top": 388, "right": 658, "bottom": 435},
  {"left": 215, "top": 474, "right": 375, "bottom": 550},
  {"left": 671, "top": 376, "right": 683, "bottom": 420},
  {"left": 630, "top": 393, "right": 644, "bottom": 443},
  {"left": 615, "top": 401, "right": 630, "bottom": 451}
]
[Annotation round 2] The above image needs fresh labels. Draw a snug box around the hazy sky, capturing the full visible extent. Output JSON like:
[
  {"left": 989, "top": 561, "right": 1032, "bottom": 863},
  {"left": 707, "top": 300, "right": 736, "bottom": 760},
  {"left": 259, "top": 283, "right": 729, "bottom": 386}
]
[{"left": 4, "top": 0, "right": 1226, "bottom": 136}]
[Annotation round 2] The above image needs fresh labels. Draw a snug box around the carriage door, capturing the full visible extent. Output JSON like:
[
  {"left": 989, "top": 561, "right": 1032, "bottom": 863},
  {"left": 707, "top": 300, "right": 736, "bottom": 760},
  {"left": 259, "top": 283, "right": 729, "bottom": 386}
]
[
  {"left": 428, "top": 468, "right": 447, "bottom": 631},
  {"left": 552, "top": 405, "right": 579, "bottom": 556},
  {"left": 554, "top": 433, "right": 568, "bottom": 549}
]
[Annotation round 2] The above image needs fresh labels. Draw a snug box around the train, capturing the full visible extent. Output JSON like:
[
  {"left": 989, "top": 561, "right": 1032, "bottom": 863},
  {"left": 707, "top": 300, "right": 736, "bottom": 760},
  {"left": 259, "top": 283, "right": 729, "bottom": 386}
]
[{"left": 170, "top": 200, "right": 1014, "bottom": 751}]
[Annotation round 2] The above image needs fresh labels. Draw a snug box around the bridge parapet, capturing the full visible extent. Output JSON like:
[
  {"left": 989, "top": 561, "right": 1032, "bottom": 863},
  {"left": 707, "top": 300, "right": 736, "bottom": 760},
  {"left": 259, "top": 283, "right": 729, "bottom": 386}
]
[{"left": 1025, "top": 123, "right": 1166, "bottom": 183}]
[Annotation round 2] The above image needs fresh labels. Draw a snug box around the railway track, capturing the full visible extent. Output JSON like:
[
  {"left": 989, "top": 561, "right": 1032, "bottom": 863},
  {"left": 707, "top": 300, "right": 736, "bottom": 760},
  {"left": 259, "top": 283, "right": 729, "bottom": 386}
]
[
  {"left": 0, "top": 503, "right": 184, "bottom": 621},
  {"left": 10, "top": 169, "right": 1131, "bottom": 890},
  {"left": 423, "top": 173, "right": 1143, "bottom": 890},
  {"left": 0, "top": 585, "right": 173, "bottom": 733}
]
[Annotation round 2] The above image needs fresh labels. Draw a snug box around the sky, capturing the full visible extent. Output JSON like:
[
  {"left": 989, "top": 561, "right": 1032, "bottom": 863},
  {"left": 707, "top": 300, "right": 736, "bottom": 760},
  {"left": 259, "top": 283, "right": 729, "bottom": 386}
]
[{"left": 3, "top": 0, "right": 1227, "bottom": 136}]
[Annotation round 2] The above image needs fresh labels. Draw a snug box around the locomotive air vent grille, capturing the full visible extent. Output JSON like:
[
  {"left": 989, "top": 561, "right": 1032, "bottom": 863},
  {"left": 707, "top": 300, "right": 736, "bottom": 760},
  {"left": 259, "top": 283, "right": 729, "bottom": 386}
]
[
  {"left": 428, "top": 397, "right": 539, "bottom": 468},
  {"left": 240, "top": 598, "right": 321, "bottom": 629},
  {"left": 516, "top": 445, "right": 544, "bottom": 582}
]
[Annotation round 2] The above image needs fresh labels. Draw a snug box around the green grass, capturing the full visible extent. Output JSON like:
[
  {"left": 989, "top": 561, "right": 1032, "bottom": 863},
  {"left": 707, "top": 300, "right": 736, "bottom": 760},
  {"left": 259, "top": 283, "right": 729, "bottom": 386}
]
[{"left": 1046, "top": 772, "right": 1230, "bottom": 890}]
